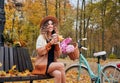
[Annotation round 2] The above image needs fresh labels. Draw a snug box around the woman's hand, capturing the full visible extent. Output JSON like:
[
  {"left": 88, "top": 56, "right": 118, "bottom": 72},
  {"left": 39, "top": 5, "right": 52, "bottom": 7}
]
[{"left": 50, "top": 34, "right": 59, "bottom": 44}]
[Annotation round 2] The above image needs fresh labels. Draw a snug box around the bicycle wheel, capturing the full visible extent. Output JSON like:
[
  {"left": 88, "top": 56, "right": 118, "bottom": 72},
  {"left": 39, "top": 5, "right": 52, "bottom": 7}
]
[
  {"left": 102, "top": 65, "right": 120, "bottom": 83},
  {"left": 66, "top": 65, "right": 92, "bottom": 83}
]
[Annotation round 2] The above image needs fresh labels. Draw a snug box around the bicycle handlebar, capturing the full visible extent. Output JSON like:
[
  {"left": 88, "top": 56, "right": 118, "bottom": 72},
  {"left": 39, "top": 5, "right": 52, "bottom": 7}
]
[
  {"left": 78, "top": 38, "right": 107, "bottom": 60},
  {"left": 78, "top": 38, "right": 87, "bottom": 42},
  {"left": 77, "top": 38, "right": 88, "bottom": 50},
  {"left": 80, "top": 38, "right": 87, "bottom": 41},
  {"left": 81, "top": 47, "right": 88, "bottom": 50}
]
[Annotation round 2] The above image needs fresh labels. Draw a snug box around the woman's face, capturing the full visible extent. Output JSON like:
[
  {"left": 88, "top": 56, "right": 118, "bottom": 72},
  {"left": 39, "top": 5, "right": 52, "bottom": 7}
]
[{"left": 47, "top": 20, "right": 54, "bottom": 33}]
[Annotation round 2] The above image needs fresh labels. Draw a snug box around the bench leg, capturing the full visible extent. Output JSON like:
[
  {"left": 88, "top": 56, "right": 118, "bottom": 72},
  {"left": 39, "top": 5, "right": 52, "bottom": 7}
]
[{"left": 30, "top": 80, "right": 33, "bottom": 83}]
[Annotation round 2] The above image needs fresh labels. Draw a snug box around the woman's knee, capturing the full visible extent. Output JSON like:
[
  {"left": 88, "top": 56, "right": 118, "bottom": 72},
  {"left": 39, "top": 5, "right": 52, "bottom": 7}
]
[
  {"left": 52, "top": 70, "right": 61, "bottom": 78},
  {"left": 48, "top": 62, "right": 65, "bottom": 73},
  {"left": 58, "top": 62, "right": 65, "bottom": 70}
]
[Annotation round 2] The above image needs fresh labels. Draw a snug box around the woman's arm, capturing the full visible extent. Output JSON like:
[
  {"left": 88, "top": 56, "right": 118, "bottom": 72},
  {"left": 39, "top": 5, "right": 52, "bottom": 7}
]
[
  {"left": 36, "top": 35, "right": 54, "bottom": 56},
  {"left": 54, "top": 43, "right": 62, "bottom": 59},
  {"left": 36, "top": 35, "right": 48, "bottom": 56},
  {"left": 36, "top": 42, "right": 52, "bottom": 56},
  {"left": 36, "top": 46, "right": 47, "bottom": 56}
]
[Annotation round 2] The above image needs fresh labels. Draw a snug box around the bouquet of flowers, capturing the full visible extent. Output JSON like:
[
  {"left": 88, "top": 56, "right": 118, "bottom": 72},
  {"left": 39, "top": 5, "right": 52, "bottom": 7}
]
[{"left": 60, "top": 38, "right": 79, "bottom": 60}]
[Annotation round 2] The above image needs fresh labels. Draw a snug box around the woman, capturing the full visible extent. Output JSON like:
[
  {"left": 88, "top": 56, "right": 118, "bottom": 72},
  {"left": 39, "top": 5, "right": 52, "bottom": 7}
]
[{"left": 32, "top": 16, "right": 66, "bottom": 83}]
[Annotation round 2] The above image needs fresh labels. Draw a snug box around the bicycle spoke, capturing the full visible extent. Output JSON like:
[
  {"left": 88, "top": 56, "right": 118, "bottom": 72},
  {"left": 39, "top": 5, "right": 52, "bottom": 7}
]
[
  {"left": 66, "top": 65, "right": 91, "bottom": 83},
  {"left": 102, "top": 66, "right": 120, "bottom": 83}
]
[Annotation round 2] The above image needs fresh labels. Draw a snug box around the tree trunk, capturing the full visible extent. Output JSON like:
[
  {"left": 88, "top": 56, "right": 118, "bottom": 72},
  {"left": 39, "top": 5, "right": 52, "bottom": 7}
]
[
  {"left": 101, "top": 0, "right": 106, "bottom": 50},
  {"left": 76, "top": 0, "right": 79, "bottom": 42},
  {"left": 45, "top": 0, "right": 48, "bottom": 16},
  {"left": 64, "top": 0, "right": 66, "bottom": 20},
  {"left": 55, "top": 0, "right": 58, "bottom": 18}
]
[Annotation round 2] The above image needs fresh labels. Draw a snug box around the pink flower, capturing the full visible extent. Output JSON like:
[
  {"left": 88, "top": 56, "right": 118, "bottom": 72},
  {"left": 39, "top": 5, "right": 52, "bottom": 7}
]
[
  {"left": 60, "top": 43, "right": 67, "bottom": 54},
  {"left": 60, "top": 38, "right": 72, "bottom": 46},
  {"left": 60, "top": 37, "right": 73, "bottom": 54},
  {"left": 66, "top": 45, "right": 74, "bottom": 53},
  {"left": 64, "top": 38, "right": 72, "bottom": 45}
]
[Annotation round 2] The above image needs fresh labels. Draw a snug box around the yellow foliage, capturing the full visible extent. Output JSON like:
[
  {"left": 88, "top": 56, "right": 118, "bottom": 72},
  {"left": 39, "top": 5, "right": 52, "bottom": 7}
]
[
  {"left": 0, "top": 65, "right": 31, "bottom": 77},
  {"left": 23, "top": 0, "right": 45, "bottom": 25},
  {"left": 0, "top": 71, "right": 6, "bottom": 76},
  {"left": 58, "top": 35, "right": 64, "bottom": 42},
  {"left": 9, "top": 65, "right": 19, "bottom": 75},
  {"left": 17, "top": 69, "right": 31, "bottom": 76}
]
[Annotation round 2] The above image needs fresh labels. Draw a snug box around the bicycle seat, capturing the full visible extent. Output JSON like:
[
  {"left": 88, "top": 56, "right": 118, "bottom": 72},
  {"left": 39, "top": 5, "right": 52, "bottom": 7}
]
[{"left": 93, "top": 51, "right": 106, "bottom": 57}]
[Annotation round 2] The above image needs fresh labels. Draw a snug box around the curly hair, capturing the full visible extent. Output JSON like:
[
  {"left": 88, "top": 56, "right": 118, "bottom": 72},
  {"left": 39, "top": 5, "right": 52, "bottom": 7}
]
[{"left": 40, "top": 20, "right": 58, "bottom": 40}]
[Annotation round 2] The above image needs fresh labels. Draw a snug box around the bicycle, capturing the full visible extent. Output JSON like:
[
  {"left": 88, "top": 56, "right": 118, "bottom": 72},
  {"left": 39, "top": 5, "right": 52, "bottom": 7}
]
[
  {"left": 102, "top": 62, "right": 120, "bottom": 83},
  {"left": 65, "top": 39, "right": 120, "bottom": 83}
]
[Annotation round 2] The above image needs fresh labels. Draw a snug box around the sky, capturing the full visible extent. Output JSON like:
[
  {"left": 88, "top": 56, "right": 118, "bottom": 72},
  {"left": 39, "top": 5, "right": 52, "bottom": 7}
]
[
  {"left": 69, "top": 0, "right": 100, "bottom": 8},
  {"left": 69, "top": 0, "right": 81, "bottom": 8}
]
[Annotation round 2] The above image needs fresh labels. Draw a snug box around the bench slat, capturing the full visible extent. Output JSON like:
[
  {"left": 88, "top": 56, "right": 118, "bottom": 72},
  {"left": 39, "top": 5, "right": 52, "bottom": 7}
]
[
  {"left": 23, "top": 48, "right": 33, "bottom": 71},
  {"left": 20, "top": 48, "right": 26, "bottom": 71},
  {"left": 17, "top": 47, "right": 24, "bottom": 72},
  {"left": 4, "top": 47, "right": 9, "bottom": 72},
  {"left": 13, "top": 47, "right": 19, "bottom": 70},
  {"left": 0, "top": 47, "right": 4, "bottom": 70},
  {"left": 9, "top": 47, "right": 14, "bottom": 70}
]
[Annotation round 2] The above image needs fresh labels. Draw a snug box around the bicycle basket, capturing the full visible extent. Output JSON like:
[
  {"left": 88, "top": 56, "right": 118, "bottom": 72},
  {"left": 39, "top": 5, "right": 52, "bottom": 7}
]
[{"left": 67, "top": 42, "right": 79, "bottom": 60}]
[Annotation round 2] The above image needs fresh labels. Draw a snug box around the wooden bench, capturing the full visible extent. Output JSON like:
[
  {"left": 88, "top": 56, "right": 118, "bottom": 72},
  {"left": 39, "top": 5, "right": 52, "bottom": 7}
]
[{"left": 0, "top": 47, "right": 53, "bottom": 83}]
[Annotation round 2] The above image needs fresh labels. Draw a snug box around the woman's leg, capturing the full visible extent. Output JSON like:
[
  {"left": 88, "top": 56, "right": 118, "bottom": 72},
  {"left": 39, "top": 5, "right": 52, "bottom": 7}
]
[
  {"left": 50, "top": 70, "right": 61, "bottom": 83},
  {"left": 47, "top": 62, "right": 66, "bottom": 83}
]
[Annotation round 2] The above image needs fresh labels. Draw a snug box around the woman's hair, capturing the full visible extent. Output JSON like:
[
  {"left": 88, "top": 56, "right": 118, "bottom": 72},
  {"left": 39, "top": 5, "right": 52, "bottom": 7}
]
[{"left": 40, "top": 20, "right": 58, "bottom": 39}]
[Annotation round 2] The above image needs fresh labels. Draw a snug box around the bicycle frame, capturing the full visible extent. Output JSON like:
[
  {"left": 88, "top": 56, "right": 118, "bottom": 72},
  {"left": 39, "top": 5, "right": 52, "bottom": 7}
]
[{"left": 78, "top": 52, "right": 110, "bottom": 83}]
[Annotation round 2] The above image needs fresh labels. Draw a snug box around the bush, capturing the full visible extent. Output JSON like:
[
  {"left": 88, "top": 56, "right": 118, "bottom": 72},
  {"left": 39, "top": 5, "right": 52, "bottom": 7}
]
[{"left": 109, "top": 53, "right": 117, "bottom": 59}]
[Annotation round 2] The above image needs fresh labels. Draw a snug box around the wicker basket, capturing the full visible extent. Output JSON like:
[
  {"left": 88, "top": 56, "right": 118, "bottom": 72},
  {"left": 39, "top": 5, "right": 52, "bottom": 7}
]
[{"left": 67, "top": 42, "right": 79, "bottom": 60}]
